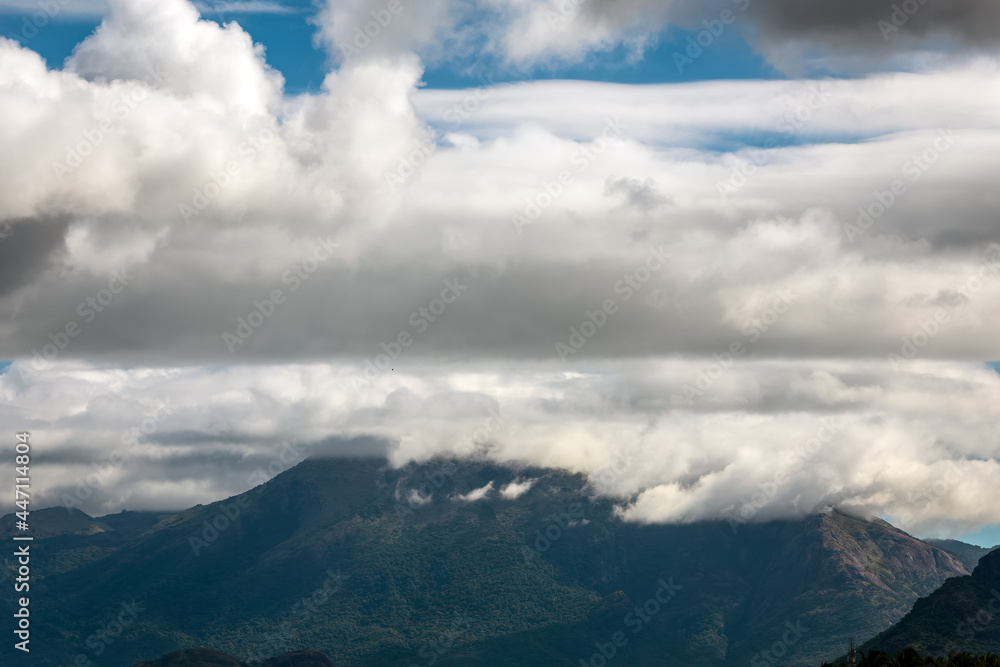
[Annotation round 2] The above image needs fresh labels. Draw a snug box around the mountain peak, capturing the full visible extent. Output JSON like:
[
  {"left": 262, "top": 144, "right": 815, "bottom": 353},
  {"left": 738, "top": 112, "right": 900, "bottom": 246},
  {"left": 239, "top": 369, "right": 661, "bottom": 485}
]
[
  {"left": 0, "top": 506, "right": 108, "bottom": 539},
  {"left": 3, "top": 455, "right": 974, "bottom": 667}
]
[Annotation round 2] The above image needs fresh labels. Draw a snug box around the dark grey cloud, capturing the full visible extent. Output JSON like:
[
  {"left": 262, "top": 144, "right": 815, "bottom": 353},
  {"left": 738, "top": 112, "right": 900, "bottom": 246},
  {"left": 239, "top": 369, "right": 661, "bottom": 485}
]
[
  {"left": 0, "top": 232, "right": 994, "bottom": 364},
  {"left": 574, "top": 0, "right": 1000, "bottom": 50},
  {"left": 0, "top": 215, "right": 70, "bottom": 298},
  {"left": 565, "top": 0, "right": 1000, "bottom": 74},
  {"left": 605, "top": 175, "right": 672, "bottom": 212},
  {"left": 743, "top": 0, "right": 1000, "bottom": 47}
]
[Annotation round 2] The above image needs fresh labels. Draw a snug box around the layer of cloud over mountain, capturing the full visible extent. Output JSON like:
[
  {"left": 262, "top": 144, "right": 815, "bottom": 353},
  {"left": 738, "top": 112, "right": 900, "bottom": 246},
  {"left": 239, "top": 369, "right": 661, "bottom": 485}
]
[{"left": 0, "top": 0, "right": 997, "bottom": 540}]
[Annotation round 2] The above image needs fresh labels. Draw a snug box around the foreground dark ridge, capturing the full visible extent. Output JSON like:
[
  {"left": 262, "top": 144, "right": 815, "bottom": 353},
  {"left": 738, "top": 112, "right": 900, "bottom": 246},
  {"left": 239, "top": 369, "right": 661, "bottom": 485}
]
[
  {"left": 135, "top": 647, "right": 1000, "bottom": 667},
  {"left": 0, "top": 456, "right": 978, "bottom": 667},
  {"left": 134, "top": 648, "right": 334, "bottom": 667},
  {"left": 860, "top": 546, "right": 1000, "bottom": 656}
]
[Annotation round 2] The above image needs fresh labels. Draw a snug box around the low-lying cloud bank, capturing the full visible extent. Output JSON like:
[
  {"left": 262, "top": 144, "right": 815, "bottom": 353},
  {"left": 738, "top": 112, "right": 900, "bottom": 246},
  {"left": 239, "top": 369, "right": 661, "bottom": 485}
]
[
  {"left": 2, "top": 359, "right": 997, "bottom": 538},
  {"left": 0, "top": 0, "right": 997, "bottom": 541}
]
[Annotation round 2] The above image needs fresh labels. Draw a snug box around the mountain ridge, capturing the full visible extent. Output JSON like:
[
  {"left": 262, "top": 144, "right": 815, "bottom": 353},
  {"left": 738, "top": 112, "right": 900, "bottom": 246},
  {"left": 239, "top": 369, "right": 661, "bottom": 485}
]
[
  {"left": 0, "top": 455, "right": 976, "bottom": 667},
  {"left": 861, "top": 546, "right": 1000, "bottom": 657},
  {"left": 924, "top": 539, "right": 1000, "bottom": 574}
]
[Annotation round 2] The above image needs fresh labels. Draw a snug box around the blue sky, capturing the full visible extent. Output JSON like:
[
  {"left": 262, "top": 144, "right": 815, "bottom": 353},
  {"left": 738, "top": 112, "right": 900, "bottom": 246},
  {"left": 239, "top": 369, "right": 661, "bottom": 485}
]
[
  {"left": 1, "top": 4, "right": 780, "bottom": 93},
  {"left": 955, "top": 524, "right": 1000, "bottom": 549}
]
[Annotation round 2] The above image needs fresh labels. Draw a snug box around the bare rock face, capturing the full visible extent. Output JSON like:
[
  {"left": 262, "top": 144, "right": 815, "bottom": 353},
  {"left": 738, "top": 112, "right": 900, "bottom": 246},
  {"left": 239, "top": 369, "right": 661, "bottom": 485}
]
[{"left": 863, "top": 547, "right": 1000, "bottom": 656}]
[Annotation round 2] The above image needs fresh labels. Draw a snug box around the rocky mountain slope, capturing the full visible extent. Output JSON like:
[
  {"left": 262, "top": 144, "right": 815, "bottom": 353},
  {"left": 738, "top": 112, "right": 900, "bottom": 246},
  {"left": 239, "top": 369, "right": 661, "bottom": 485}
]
[
  {"left": 924, "top": 539, "right": 999, "bottom": 574},
  {"left": 862, "top": 547, "right": 1000, "bottom": 656}
]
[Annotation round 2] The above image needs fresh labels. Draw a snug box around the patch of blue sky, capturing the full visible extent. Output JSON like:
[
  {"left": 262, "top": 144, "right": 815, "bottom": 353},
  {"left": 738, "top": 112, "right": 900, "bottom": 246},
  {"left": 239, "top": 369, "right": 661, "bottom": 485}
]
[
  {"left": 421, "top": 26, "right": 780, "bottom": 89},
  {"left": 2, "top": 5, "right": 783, "bottom": 95},
  {"left": 956, "top": 524, "right": 1000, "bottom": 550}
]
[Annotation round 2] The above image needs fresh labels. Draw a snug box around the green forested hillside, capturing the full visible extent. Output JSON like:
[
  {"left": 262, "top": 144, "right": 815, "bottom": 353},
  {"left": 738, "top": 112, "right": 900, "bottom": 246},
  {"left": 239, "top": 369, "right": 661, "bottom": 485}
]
[{"left": 0, "top": 457, "right": 974, "bottom": 667}]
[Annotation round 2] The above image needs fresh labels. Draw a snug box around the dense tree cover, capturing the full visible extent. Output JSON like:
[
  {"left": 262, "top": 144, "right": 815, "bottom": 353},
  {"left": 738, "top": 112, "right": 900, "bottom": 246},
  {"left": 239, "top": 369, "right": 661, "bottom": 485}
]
[
  {"left": 0, "top": 458, "right": 986, "bottom": 667},
  {"left": 823, "top": 649, "right": 1000, "bottom": 667}
]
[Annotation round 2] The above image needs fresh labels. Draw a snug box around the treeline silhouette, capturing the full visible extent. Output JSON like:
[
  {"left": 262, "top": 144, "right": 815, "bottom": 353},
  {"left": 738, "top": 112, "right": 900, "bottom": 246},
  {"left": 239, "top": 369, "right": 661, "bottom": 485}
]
[{"left": 823, "top": 649, "right": 1000, "bottom": 667}]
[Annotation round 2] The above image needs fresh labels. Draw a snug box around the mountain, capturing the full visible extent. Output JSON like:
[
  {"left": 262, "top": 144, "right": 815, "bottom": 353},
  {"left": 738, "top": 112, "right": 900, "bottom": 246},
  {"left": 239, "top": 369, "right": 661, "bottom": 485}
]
[
  {"left": 0, "top": 506, "right": 112, "bottom": 539},
  {"left": 0, "top": 456, "right": 972, "bottom": 667},
  {"left": 134, "top": 648, "right": 334, "bottom": 667},
  {"left": 0, "top": 506, "right": 166, "bottom": 542},
  {"left": 924, "top": 539, "right": 999, "bottom": 574},
  {"left": 134, "top": 648, "right": 245, "bottom": 667},
  {"left": 862, "top": 547, "right": 1000, "bottom": 656},
  {"left": 0, "top": 507, "right": 167, "bottom": 579}
]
